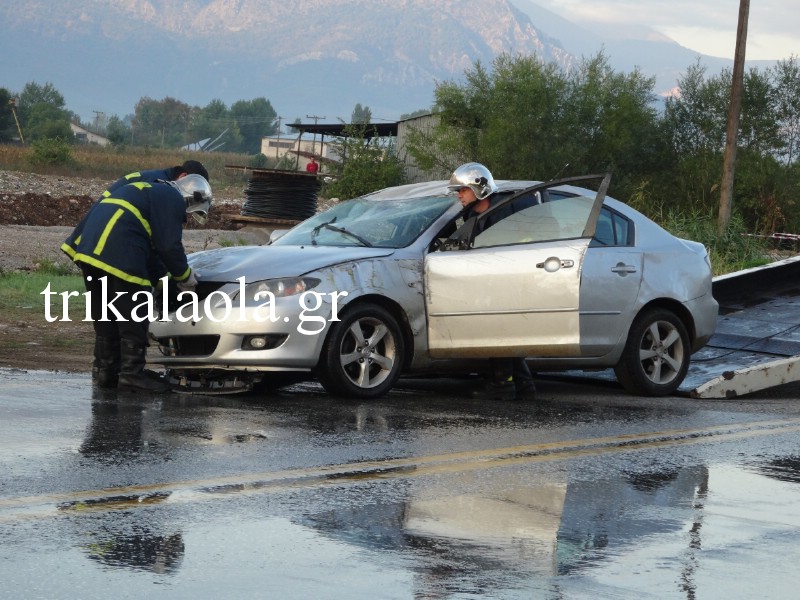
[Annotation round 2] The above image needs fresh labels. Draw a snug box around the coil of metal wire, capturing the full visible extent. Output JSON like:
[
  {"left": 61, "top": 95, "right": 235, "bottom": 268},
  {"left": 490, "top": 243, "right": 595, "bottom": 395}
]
[{"left": 241, "top": 175, "right": 320, "bottom": 220}]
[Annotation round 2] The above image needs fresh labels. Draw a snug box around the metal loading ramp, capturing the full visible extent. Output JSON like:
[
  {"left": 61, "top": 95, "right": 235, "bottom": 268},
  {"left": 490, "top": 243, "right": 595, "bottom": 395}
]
[{"left": 683, "top": 255, "right": 800, "bottom": 398}]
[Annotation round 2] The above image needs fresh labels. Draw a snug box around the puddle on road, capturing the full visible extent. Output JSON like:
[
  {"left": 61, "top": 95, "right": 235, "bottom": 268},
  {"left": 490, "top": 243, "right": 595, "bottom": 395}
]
[
  {"left": 4, "top": 368, "right": 800, "bottom": 597},
  {"left": 14, "top": 455, "right": 794, "bottom": 599}
]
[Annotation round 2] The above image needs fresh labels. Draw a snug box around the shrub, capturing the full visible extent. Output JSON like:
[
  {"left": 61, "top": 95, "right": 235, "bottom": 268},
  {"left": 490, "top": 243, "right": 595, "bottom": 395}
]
[
  {"left": 26, "top": 137, "right": 73, "bottom": 166},
  {"left": 248, "top": 153, "right": 268, "bottom": 168}
]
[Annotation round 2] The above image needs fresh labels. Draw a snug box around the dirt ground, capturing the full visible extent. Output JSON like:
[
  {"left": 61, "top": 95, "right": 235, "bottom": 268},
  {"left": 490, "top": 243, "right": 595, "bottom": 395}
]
[{"left": 0, "top": 170, "right": 263, "bottom": 375}]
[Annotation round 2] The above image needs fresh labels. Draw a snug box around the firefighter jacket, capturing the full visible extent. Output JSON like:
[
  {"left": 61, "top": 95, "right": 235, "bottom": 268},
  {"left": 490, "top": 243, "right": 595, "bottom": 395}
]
[
  {"left": 101, "top": 167, "right": 181, "bottom": 198},
  {"left": 61, "top": 181, "right": 192, "bottom": 287},
  {"left": 63, "top": 167, "right": 183, "bottom": 260}
]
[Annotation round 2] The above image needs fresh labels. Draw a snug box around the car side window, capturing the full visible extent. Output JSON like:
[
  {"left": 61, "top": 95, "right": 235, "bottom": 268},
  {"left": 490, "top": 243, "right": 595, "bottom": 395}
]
[
  {"left": 473, "top": 195, "right": 596, "bottom": 248},
  {"left": 591, "top": 208, "right": 632, "bottom": 247}
]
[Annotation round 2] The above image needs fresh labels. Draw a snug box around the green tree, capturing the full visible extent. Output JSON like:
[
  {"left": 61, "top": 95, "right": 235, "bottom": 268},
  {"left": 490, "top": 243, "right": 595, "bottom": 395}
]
[
  {"left": 660, "top": 62, "right": 732, "bottom": 214},
  {"left": 132, "top": 96, "right": 193, "bottom": 147},
  {"left": 106, "top": 115, "right": 131, "bottom": 146},
  {"left": 322, "top": 123, "right": 406, "bottom": 199},
  {"left": 660, "top": 60, "right": 798, "bottom": 227},
  {"left": 189, "top": 99, "right": 243, "bottom": 151},
  {"left": 772, "top": 56, "right": 800, "bottom": 165},
  {"left": 662, "top": 62, "right": 730, "bottom": 156},
  {"left": 15, "top": 81, "right": 71, "bottom": 143},
  {"left": 405, "top": 52, "right": 662, "bottom": 197},
  {"left": 0, "top": 88, "right": 16, "bottom": 142},
  {"left": 231, "top": 97, "right": 277, "bottom": 154},
  {"left": 738, "top": 68, "right": 781, "bottom": 156},
  {"left": 351, "top": 103, "right": 372, "bottom": 124},
  {"left": 24, "top": 103, "right": 73, "bottom": 141},
  {"left": 17, "top": 81, "right": 66, "bottom": 117},
  {"left": 474, "top": 55, "right": 569, "bottom": 179},
  {"left": 561, "top": 54, "right": 664, "bottom": 183}
]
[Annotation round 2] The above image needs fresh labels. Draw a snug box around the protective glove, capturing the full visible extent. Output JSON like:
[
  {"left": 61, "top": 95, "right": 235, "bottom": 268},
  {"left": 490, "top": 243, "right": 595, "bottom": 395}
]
[{"left": 176, "top": 270, "right": 198, "bottom": 293}]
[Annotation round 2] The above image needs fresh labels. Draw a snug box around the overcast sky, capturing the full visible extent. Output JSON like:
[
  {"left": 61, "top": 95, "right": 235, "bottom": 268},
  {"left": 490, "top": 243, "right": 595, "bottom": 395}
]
[{"left": 536, "top": 0, "right": 799, "bottom": 61}]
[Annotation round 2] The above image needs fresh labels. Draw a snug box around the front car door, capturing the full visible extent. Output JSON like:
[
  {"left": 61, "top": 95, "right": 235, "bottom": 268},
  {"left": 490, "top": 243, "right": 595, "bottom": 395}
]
[{"left": 424, "top": 174, "right": 610, "bottom": 359}]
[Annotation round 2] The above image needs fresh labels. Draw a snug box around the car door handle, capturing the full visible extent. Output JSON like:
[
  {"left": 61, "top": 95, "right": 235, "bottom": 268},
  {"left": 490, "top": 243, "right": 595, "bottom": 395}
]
[
  {"left": 536, "top": 257, "right": 574, "bottom": 271},
  {"left": 611, "top": 262, "right": 638, "bottom": 275}
]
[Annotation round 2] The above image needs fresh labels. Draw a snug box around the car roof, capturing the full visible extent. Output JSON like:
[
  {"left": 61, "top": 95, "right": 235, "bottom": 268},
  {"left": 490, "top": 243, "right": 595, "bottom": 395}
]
[{"left": 361, "top": 179, "right": 621, "bottom": 204}]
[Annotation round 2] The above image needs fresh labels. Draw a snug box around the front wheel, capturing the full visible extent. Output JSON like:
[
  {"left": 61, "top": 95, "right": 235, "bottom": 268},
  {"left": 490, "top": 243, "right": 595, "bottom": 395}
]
[
  {"left": 317, "top": 303, "right": 405, "bottom": 399},
  {"left": 614, "top": 308, "right": 690, "bottom": 397}
]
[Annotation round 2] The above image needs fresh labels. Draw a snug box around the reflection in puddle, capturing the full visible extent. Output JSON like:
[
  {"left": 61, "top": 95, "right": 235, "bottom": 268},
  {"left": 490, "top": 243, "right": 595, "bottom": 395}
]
[
  {"left": 752, "top": 454, "right": 800, "bottom": 483},
  {"left": 301, "top": 457, "right": 800, "bottom": 597},
  {"left": 82, "top": 526, "right": 184, "bottom": 575},
  {"left": 405, "top": 486, "right": 566, "bottom": 577}
]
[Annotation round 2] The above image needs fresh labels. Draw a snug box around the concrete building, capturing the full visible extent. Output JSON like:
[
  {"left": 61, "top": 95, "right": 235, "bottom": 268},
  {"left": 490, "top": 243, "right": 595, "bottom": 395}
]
[{"left": 70, "top": 123, "right": 110, "bottom": 146}]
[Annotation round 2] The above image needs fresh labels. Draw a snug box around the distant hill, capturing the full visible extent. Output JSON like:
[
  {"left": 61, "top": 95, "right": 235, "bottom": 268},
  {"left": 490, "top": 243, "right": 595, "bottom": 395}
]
[{"left": 0, "top": 0, "right": 768, "bottom": 124}]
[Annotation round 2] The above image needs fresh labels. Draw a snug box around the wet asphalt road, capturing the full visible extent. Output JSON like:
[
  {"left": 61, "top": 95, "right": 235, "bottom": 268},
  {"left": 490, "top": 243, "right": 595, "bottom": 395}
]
[{"left": 3, "top": 368, "right": 800, "bottom": 599}]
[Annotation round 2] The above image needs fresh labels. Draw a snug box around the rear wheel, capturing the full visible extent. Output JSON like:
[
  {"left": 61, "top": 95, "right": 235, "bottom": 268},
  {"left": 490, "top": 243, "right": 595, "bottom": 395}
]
[
  {"left": 614, "top": 307, "right": 690, "bottom": 397},
  {"left": 317, "top": 303, "right": 405, "bottom": 399}
]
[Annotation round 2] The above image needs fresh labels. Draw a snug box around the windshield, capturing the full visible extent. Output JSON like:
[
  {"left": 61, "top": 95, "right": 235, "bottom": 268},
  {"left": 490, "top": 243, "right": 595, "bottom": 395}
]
[{"left": 273, "top": 194, "right": 456, "bottom": 248}]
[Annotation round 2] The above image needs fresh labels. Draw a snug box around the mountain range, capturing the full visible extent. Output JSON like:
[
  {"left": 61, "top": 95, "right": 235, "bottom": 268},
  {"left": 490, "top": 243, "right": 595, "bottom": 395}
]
[{"left": 0, "top": 0, "right": 773, "bottom": 125}]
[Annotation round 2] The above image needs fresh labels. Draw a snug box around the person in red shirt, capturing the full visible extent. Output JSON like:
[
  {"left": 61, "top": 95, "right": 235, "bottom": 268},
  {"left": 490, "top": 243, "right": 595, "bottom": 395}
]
[{"left": 306, "top": 157, "right": 319, "bottom": 174}]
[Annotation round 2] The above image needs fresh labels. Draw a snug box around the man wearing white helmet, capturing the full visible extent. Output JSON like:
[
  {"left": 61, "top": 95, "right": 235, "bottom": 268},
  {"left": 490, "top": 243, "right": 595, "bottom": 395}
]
[
  {"left": 447, "top": 162, "right": 536, "bottom": 402},
  {"left": 62, "top": 174, "right": 212, "bottom": 392}
]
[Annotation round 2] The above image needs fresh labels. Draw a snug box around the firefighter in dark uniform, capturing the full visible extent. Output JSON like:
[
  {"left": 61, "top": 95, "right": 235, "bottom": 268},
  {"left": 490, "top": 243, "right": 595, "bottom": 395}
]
[
  {"left": 62, "top": 174, "right": 212, "bottom": 392},
  {"left": 447, "top": 162, "right": 537, "bottom": 401},
  {"left": 63, "top": 160, "right": 209, "bottom": 261},
  {"left": 102, "top": 159, "right": 209, "bottom": 198}
]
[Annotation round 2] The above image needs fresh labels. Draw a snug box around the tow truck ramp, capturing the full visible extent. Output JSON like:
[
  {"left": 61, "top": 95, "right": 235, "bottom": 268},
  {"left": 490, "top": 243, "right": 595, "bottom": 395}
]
[{"left": 683, "top": 255, "right": 800, "bottom": 398}]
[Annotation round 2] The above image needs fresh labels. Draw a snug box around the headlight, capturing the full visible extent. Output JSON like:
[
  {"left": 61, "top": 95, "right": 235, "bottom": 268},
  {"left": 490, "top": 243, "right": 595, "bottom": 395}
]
[{"left": 236, "top": 277, "right": 320, "bottom": 303}]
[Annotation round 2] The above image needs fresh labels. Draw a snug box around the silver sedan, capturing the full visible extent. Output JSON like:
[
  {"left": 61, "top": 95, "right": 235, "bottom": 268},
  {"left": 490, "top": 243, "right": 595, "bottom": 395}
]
[{"left": 149, "top": 174, "right": 718, "bottom": 398}]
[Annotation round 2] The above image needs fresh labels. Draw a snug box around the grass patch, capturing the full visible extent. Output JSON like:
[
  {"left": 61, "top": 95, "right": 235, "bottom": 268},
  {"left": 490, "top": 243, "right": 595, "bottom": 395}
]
[
  {"left": 0, "top": 271, "right": 86, "bottom": 322},
  {"left": 217, "top": 235, "right": 253, "bottom": 247}
]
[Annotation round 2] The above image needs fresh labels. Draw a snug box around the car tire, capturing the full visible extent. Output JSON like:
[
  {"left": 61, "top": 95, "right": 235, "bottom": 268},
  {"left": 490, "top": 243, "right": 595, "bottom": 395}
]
[
  {"left": 614, "top": 307, "right": 690, "bottom": 397},
  {"left": 317, "top": 303, "right": 405, "bottom": 399}
]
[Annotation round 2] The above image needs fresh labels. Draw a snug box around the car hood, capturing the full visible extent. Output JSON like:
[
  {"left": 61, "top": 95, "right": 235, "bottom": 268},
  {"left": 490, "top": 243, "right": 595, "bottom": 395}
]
[{"left": 188, "top": 244, "right": 397, "bottom": 282}]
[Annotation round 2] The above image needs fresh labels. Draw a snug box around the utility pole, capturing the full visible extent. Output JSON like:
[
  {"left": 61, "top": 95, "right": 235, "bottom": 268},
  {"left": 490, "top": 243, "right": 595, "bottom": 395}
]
[
  {"left": 9, "top": 98, "right": 24, "bottom": 145},
  {"left": 92, "top": 110, "right": 105, "bottom": 132},
  {"left": 718, "top": 0, "right": 750, "bottom": 234},
  {"left": 305, "top": 114, "right": 326, "bottom": 159},
  {"left": 274, "top": 116, "right": 283, "bottom": 162}
]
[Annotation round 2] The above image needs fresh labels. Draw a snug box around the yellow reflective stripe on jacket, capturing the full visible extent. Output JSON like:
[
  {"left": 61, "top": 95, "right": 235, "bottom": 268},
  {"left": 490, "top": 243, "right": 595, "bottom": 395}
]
[
  {"left": 174, "top": 266, "right": 192, "bottom": 281},
  {"left": 101, "top": 172, "right": 143, "bottom": 198},
  {"left": 99, "top": 197, "right": 153, "bottom": 237},
  {"left": 93, "top": 208, "right": 124, "bottom": 255},
  {"left": 71, "top": 253, "right": 152, "bottom": 287},
  {"left": 61, "top": 241, "right": 77, "bottom": 259}
]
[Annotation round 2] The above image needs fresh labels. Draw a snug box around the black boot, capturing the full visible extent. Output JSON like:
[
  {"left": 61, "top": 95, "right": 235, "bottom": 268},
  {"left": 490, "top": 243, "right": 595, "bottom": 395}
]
[
  {"left": 118, "top": 340, "right": 171, "bottom": 393},
  {"left": 92, "top": 336, "right": 120, "bottom": 389},
  {"left": 511, "top": 358, "right": 536, "bottom": 401}
]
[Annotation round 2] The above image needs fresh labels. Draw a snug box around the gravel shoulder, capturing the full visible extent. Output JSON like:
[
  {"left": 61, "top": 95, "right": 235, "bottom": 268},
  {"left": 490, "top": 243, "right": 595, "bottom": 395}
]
[{"left": 0, "top": 225, "right": 265, "bottom": 273}]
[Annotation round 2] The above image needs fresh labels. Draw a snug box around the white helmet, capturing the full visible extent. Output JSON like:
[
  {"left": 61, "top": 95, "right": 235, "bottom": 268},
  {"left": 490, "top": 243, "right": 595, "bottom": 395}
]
[
  {"left": 169, "top": 174, "right": 212, "bottom": 224},
  {"left": 447, "top": 162, "right": 497, "bottom": 200}
]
